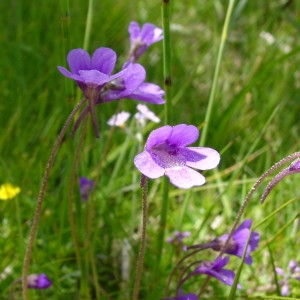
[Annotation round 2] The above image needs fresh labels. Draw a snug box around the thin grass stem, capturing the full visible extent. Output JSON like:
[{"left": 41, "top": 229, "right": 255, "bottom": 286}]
[
  {"left": 200, "top": 0, "right": 236, "bottom": 146},
  {"left": 83, "top": 0, "right": 94, "bottom": 50}
]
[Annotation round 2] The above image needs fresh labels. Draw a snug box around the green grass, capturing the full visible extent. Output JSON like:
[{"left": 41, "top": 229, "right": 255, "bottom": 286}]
[{"left": 1, "top": 0, "right": 300, "bottom": 299}]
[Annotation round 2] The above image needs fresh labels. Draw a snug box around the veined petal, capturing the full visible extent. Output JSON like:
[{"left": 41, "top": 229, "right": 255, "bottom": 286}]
[
  {"left": 145, "top": 125, "right": 173, "bottom": 149},
  {"left": 128, "top": 83, "right": 165, "bottom": 104},
  {"left": 57, "top": 66, "right": 79, "bottom": 80},
  {"left": 167, "top": 125, "right": 199, "bottom": 147},
  {"left": 101, "top": 64, "right": 146, "bottom": 102},
  {"left": 165, "top": 167, "right": 206, "bottom": 189},
  {"left": 78, "top": 70, "right": 111, "bottom": 85},
  {"left": 134, "top": 152, "right": 165, "bottom": 178},
  {"left": 186, "top": 147, "right": 220, "bottom": 170},
  {"left": 67, "top": 49, "right": 91, "bottom": 74},
  {"left": 91, "top": 47, "right": 116, "bottom": 75}
]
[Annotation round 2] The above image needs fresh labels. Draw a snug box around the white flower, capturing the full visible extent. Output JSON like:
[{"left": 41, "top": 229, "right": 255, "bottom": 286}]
[
  {"left": 107, "top": 112, "right": 131, "bottom": 127},
  {"left": 134, "top": 104, "right": 160, "bottom": 127}
]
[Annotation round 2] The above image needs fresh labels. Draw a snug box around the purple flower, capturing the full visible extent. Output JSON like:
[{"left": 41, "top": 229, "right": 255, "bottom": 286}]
[
  {"left": 27, "top": 274, "right": 52, "bottom": 289},
  {"left": 128, "top": 21, "right": 163, "bottom": 62},
  {"left": 167, "top": 231, "right": 191, "bottom": 251},
  {"left": 276, "top": 260, "right": 300, "bottom": 296},
  {"left": 79, "top": 177, "right": 94, "bottom": 202},
  {"left": 211, "top": 219, "right": 260, "bottom": 265},
  {"left": 191, "top": 257, "right": 241, "bottom": 289},
  {"left": 134, "top": 124, "right": 220, "bottom": 189},
  {"left": 58, "top": 47, "right": 164, "bottom": 137}
]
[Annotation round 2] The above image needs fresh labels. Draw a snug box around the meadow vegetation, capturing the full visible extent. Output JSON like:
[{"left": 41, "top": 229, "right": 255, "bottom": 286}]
[{"left": 1, "top": 0, "right": 300, "bottom": 299}]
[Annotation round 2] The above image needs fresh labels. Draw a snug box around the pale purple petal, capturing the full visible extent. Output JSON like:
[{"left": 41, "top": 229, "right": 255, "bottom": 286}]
[
  {"left": 57, "top": 66, "right": 81, "bottom": 80},
  {"left": 275, "top": 267, "right": 284, "bottom": 276},
  {"left": 91, "top": 47, "right": 116, "bottom": 74},
  {"left": 129, "top": 21, "right": 141, "bottom": 41},
  {"left": 165, "top": 167, "right": 206, "bottom": 189},
  {"left": 140, "top": 23, "right": 159, "bottom": 43},
  {"left": 67, "top": 49, "right": 91, "bottom": 74},
  {"left": 102, "top": 64, "right": 146, "bottom": 102},
  {"left": 145, "top": 126, "right": 173, "bottom": 149},
  {"left": 78, "top": 70, "right": 111, "bottom": 85},
  {"left": 126, "top": 82, "right": 165, "bottom": 104},
  {"left": 134, "top": 152, "right": 165, "bottom": 179},
  {"left": 185, "top": 147, "right": 220, "bottom": 170},
  {"left": 168, "top": 125, "right": 199, "bottom": 147},
  {"left": 236, "top": 219, "right": 252, "bottom": 231}
]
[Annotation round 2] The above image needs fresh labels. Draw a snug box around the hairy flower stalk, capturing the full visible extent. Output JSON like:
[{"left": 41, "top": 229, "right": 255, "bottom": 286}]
[
  {"left": 22, "top": 98, "right": 86, "bottom": 300},
  {"left": 219, "top": 151, "right": 300, "bottom": 260},
  {"left": 132, "top": 175, "right": 148, "bottom": 300},
  {"left": 260, "top": 159, "right": 300, "bottom": 203}
]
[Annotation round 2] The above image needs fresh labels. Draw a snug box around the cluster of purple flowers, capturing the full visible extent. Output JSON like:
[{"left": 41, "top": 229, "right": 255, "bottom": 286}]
[
  {"left": 58, "top": 22, "right": 164, "bottom": 138},
  {"left": 164, "top": 220, "right": 260, "bottom": 299}
]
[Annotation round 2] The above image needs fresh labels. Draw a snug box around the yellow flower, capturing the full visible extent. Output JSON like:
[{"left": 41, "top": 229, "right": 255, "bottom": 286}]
[{"left": 0, "top": 183, "right": 21, "bottom": 200}]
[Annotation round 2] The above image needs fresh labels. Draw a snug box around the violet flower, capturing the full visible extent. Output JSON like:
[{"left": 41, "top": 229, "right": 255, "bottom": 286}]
[
  {"left": 134, "top": 124, "right": 220, "bottom": 189},
  {"left": 128, "top": 21, "right": 163, "bottom": 62},
  {"left": 211, "top": 219, "right": 260, "bottom": 265},
  {"left": 189, "top": 257, "right": 241, "bottom": 289},
  {"left": 276, "top": 260, "right": 300, "bottom": 296},
  {"left": 167, "top": 231, "right": 191, "bottom": 251},
  {"left": 79, "top": 177, "right": 94, "bottom": 202},
  {"left": 58, "top": 47, "right": 164, "bottom": 137},
  {"left": 27, "top": 274, "right": 52, "bottom": 289}
]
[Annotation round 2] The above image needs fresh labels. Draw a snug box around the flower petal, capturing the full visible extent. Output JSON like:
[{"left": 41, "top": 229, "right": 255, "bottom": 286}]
[
  {"left": 91, "top": 47, "right": 116, "bottom": 75},
  {"left": 185, "top": 147, "right": 220, "bottom": 170},
  {"left": 67, "top": 49, "right": 91, "bottom": 74},
  {"left": 129, "top": 21, "right": 141, "bottom": 41},
  {"left": 78, "top": 70, "right": 111, "bottom": 85},
  {"left": 134, "top": 152, "right": 165, "bottom": 178},
  {"left": 165, "top": 167, "right": 206, "bottom": 189},
  {"left": 167, "top": 125, "right": 199, "bottom": 147},
  {"left": 127, "top": 83, "right": 165, "bottom": 104},
  {"left": 145, "top": 125, "right": 173, "bottom": 149}
]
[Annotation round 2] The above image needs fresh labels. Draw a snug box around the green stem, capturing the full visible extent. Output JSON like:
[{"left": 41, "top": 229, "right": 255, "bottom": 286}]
[
  {"left": 162, "top": 0, "right": 172, "bottom": 124},
  {"left": 155, "top": 0, "right": 172, "bottom": 272},
  {"left": 83, "top": 0, "right": 94, "bottom": 50},
  {"left": 200, "top": 0, "right": 236, "bottom": 146},
  {"left": 22, "top": 98, "right": 86, "bottom": 300}
]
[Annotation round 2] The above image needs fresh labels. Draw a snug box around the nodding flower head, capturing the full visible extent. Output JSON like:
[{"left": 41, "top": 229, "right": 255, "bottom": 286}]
[{"left": 211, "top": 219, "right": 260, "bottom": 265}]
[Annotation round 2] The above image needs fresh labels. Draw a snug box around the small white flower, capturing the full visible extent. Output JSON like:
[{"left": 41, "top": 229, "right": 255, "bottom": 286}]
[
  {"left": 259, "top": 31, "right": 276, "bottom": 45},
  {"left": 107, "top": 112, "right": 131, "bottom": 128},
  {"left": 134, "top": 104, "right": 160, "bottom": 127}
]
